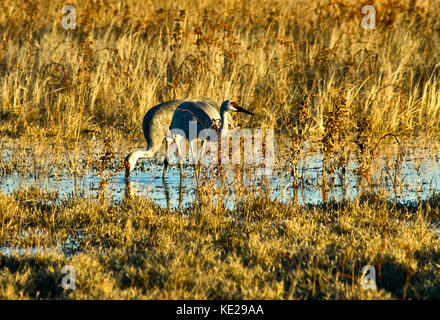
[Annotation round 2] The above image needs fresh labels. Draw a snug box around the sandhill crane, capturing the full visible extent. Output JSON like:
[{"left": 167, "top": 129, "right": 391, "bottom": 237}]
[
  {"left": 168, "top": 100, "right": 253, "bottom": 180},
  {"left": 124, "top": 98, "right": 220, "bottom": 179}
]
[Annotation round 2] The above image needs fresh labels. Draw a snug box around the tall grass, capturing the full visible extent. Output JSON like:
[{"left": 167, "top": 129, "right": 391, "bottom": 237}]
[
  {"left": 0, "top": 189, "right": 439, "bottom": 299},
  {"left": 1, "top": 0, "right": 440, "bottom": 300},
  {"left": 0, "top": 0, "right": 439, "bottom": 142}
]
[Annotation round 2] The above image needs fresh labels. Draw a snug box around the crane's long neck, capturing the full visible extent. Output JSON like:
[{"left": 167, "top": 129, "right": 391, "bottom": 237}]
[
  {"left": 135, "top": 149, "right": 154, "bottom": 159},
  {"left": 125, "top": 149, "right": 156, "bottom": 177},
  {"left": 128, "top": 149, "right": 155, "bottom": 166},
  {"left": 219, "top": 108, "right": 230, "bottom": 137}
]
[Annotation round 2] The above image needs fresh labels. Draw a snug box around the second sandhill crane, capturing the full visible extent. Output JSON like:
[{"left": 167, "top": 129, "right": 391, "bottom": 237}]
[
  {"left": 124, "top": 98, "right": 219, "bottom": 178},
  {"left": 168, "top": 100, "right": 253, "bottom": 180}
]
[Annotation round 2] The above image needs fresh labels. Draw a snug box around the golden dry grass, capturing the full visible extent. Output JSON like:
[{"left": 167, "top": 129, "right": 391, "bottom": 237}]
[
  {"left": 1, "top": 0, "right": 440, "bottom": 142},
  {"left": 0, "top": 189, "right": 439, "bottom": 299},
  {"left": 1, "top": 0, "right": 440, "bottom": 300}
]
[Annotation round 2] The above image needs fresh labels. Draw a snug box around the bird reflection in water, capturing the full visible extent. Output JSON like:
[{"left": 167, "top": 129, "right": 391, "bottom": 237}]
[
  {"left": 124, "top": 176, "right": 183, "bottom": 210},
  {"left": 162, "top": 175, "right": 184, "bottom": 210}
]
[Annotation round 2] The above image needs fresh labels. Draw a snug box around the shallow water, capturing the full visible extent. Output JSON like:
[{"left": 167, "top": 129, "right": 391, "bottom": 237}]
[
  {"left": 2, "top": 148, "right": 440, "bottom": 210},
  {"left": 2, "top": 145, "right": 440, "bottom": 256}
]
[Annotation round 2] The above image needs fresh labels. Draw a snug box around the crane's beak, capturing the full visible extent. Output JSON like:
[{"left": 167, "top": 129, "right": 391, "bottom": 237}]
[{"left": 235, "top": 105, "right": 254, "bottom": 115}]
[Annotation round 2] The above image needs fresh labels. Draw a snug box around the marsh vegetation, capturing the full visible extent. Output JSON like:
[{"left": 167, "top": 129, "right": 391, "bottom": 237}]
[{"left": 0, "top": 0, "right": 440, "bottom": 299}]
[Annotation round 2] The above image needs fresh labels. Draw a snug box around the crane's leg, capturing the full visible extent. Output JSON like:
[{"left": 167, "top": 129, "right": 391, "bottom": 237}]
[
  {"left": 162, "top": 139, "right": 169, "bottom": 179},
  {"left": 189, "top": 139, "right": 200, "bottom": 182},
  {"left": 196, "top": 139, "right": 208, "bottom": 182},
  {"left": 175, "top": 135, "right": 186, "bottom": 182},
  {"left": 195, "top": 162, "right": 201, "bottom": 182},
  {"left": 162, "top": 158, "right": 168, "bottom": 179}
]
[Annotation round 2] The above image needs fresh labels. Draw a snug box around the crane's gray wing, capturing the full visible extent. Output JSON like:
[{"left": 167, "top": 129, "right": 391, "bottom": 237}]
[
  {"left": 170, "top": 101, "right": 221, "bottom": 140},
  {"left": 200, "top": 97, "right": 220, "bottom": 111},
  {"left": 142, "top": 98, "right": 220, "bottom": 150},
  {"left": 142, "top": 100, "right": 186, "bottom": 151}
]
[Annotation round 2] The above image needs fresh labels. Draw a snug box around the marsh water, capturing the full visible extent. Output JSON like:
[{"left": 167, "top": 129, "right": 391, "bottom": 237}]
[
  {"left": 2, "top": 140, "right": 440, "bottom": 256},
  {"left": 2, "top": 143, "right": 440, "bottom": 210}
]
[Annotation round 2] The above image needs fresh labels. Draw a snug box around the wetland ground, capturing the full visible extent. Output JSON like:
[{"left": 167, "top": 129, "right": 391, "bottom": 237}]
[{"left": 0, "top": 0, "right": 440, "bottom": 299}]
